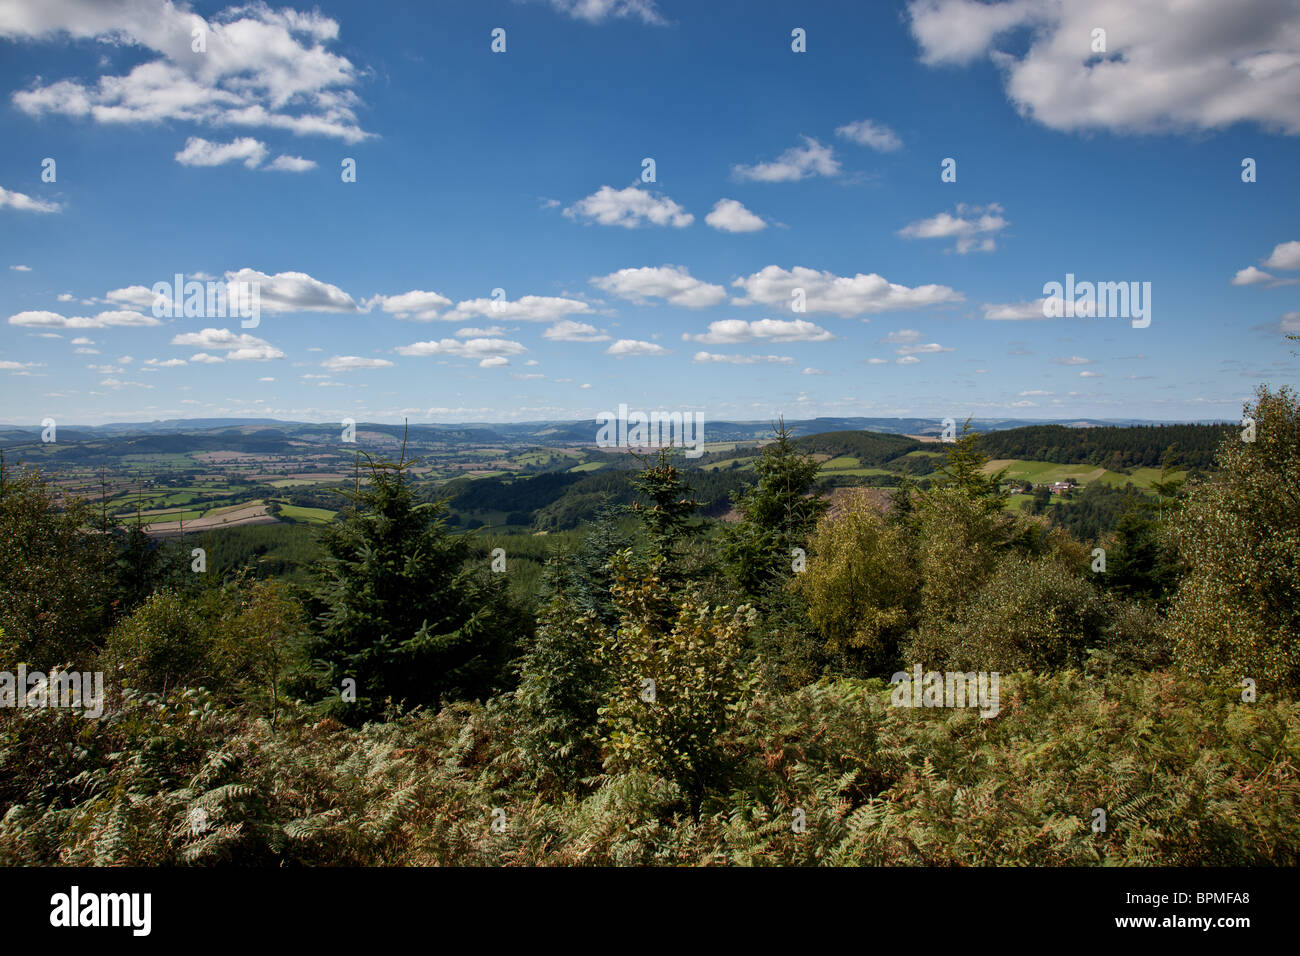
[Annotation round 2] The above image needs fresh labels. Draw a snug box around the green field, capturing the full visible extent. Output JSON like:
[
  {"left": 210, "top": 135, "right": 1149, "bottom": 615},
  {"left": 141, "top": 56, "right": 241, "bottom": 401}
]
[
  {"left": 277, "top": 504, "right": 336, "bottom": 524},
  {"left": 986, "top": 459, "right": 1164, "bottom": 491}
]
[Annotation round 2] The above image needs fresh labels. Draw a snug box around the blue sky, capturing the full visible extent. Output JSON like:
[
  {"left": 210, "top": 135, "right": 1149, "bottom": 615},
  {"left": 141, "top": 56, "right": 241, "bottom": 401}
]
[{"left": 1, "top": 0, "right": 1298, "bottom": 426}]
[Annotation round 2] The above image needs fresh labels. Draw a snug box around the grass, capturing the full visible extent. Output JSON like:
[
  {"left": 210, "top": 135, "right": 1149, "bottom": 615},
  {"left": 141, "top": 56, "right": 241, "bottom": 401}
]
[
  {"left": 277, "top": 504, "right": 336, "bottom": 524},
  {"left": 984, "top": 458, "right": 1168, "bottom": 492}
]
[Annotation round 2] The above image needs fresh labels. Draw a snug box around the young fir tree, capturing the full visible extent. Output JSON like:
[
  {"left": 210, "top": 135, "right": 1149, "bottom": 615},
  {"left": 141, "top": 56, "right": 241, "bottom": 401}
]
[
  {"left": 308, "top": 447, "right": 524, "bottom": 723},
  {"left": 627, "top": 448, "right": 700, "bottom": 564},
  {"left": 722, "top": 420, "right": 826, "bottom": 599}
]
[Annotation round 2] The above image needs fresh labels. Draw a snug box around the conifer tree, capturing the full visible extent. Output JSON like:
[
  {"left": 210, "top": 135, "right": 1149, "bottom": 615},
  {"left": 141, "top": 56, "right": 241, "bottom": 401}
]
[
  {"left": 722, "top": 420, "right": 826, "bottom": 598},
  {"left": 308, "top": 445, "right": 525, "bottom": 723}
]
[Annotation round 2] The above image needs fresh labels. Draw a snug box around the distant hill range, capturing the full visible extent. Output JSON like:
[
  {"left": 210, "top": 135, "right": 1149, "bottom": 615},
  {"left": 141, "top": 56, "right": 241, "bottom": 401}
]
[{"left": 0, "top": 414, "right": 1227, "bottom": 447}]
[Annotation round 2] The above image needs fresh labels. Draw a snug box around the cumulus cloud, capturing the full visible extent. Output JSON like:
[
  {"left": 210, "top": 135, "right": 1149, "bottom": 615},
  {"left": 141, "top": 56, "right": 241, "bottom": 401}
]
[
  {"left": 447, "top": 295, "right": 593, "bottom": 322},
  {"left": 174, "top": 136, "right": 267, "bottom": 168},
  {"left": 542, "top": 320, "right": 609, "bottom": 342},
  {"left": 170, "top": 327, "right": 284, "bottom": 360},
  {"left": 540, "top": 0, "right": 665, "bottom": 25},
  {"left": 895, "top": 341, "right": 953, "bottom": 355},
  {"left": 0, "top": 185, "right": 61, "bottom": 213},
  {"left": 591, "top": 265, "right": 725, "bottom": 308},
  {"left": 1264, "top": 240, "right": 1300, "bottom": 270},
  {"left": 9, "top": 264, "right": 31, "bottom": 271},
  {"left": 226, "top": 268, "right": 359, "bottom": 313},
  {"left": 394, "top": 338, "right": 527, "bottom": 365},
  {"left": 563, "top": 185, "right": 693, "bottom": 228},
  {"left": 705, "top": 198, "right": 766, "bottom": 233},
  {"left": 5, "top": 1, "right": 371, "bottom": 142},
  {"left": 1232, "top": 266, "right": 1278, "bottom": 286},
  {"left": 907, "top": 0, "right": 1300, "bottom": 136},
  {"left": 683, "top": 318, "right": 834, "bottom": 344},
  {"left": 731, "top": 265, "right": 962, "bottom": 317},
  {"left": 322, "top": 355, "right": 395, "bottom": 370},
  {"left": 898, "top": 202, "right": 1007, "bottom": 253},
  {"left": 982, "top": 299, "right": 1059, "bottom": 319},
  {"left": 692, "top": 352, "right": 794, "bottom": 364},
  {"left": 106, "top": 270, "right": 358, "bottom": 314},
  {"left": 1232, "top": 242, "right": 1300, "bottom": 286},
  {"left": 265, "top": 154, "right": 317, "bottom": 172},
  {"left": 7, "top": 309, "right": 160, "bottom": 328},
  {"left": 605, "top": 339, "right": 669, "bottom": 357},
  {"left": 369, "top": 290, "right": 452, "bottom": 320},
  {"left": 835, "top": 118, "right": 902, "bottom": 151},
  {"left": 732, "top": 136, "right": 840, "bottom": 182}
]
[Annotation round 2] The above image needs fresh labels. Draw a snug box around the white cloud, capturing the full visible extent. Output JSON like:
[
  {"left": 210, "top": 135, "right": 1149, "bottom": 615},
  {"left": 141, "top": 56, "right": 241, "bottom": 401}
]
[
  {"left": 322, "top": 355, "right": 395, "bottom": 371},
  {"left": 190, "top": 353, "right": 225, "bottom": 363},
  {"left": 99, "top": 377, "right": 152, "bottom": 389},
  {"left": 5, "top": 2, "right": 370, "bottom": 142},
  {"left": 692, "top": 352, "right": 794, "bottom": 365},
  {"left": 541, "top": 0, "right": 665, "bottom": 25},
  {"left": 1054, "top": 355, "right": 1093, "bottom": 366},
  {"left": 897, "top": 355, "right": 921, "bottom": 365},
  {"left": 1264, "top": 240, "right": 1300, "bottom": 270},
  {"left": 170, "top": 327, "right": 284, "bottom": 360},
  {"left": 0, "top": 185, "right": 61, "bottom": 213},
  {"left": 174, "top": 136, "right": 267, "bottom": 169},
  {"left": 266, "top": 154, "right": 317, "bottom": 172},
  {"left": 684, "top": 318, "right": 834, "bottom": 344},
  {"left": 732, "top": 136, "right": 840, "bottom": 182},
  {"left": 1231, "top": 266, "right": 1277, "bottom": 286},
  {"left": 144, "top": 357, "right": 187, "bottom": 367},
  {"left": 907, "top": 0, "right": 1300, "bottom": 136},
  {"left": 448, "top": 295, "right": 593, "bottom": 322},
  {"left": 732, "top": 265, "right": 962, "bottom": 317},
  {"left": 835, "top": 118, "right": 902, "bottom": 151},
  {"left": 802, "top": 367, "right": 828, "bottom": 375},
  {"left": 879, "top": 329, "right": 922, "bottom": 344},
  {"left": 898, "top": 202, "right": 1007, "bottom": 253},
  {"left": 7, "top": 309, "right": 160, "bottom": 328},
  {"left": 705, "top": 198, "right": 766, "bottom": 233},
  {"left": 0, "top": 360, "right": 41, "bottom": 371},
  {"left": 1019, "top": 389, "right": 1053, "bottom": 396},
  {"left": 370, "top": 290, "right": 452, "bottom": 321},
  {"left": 226, "top": 269, "right": 359, "bottom": 313},
  {"left": 895, "top": 342, "right": 953, "bottom": 355},
  {"left": 592, "top": 265, "right": 725, "bottom": 308},
  {"left": 543, "top": 320, "right": 610, "bottom": 342},
  {"left": 1080, "top": 370, "right": 1103, "bottom": 378},
  {"left": 982, "top": 299, "right": 1058, "bottom": 319},
  {"left": 563, "top": 185, "right": 693, "bottom": 228},
  {"left": 57, "top": 293, "right": 74, "bottom": 302},
  {"left": 9, "top": 264, "right": 31, "bottom": 271},
  {"left": 454, "top": 326, "right": 505, "bottom": 337},
  {"left": 395, "top": 337, "right": 527, "bottom": 360},
  {"left": 605, "top": 339, "right": 669, "bottom": 357}
]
